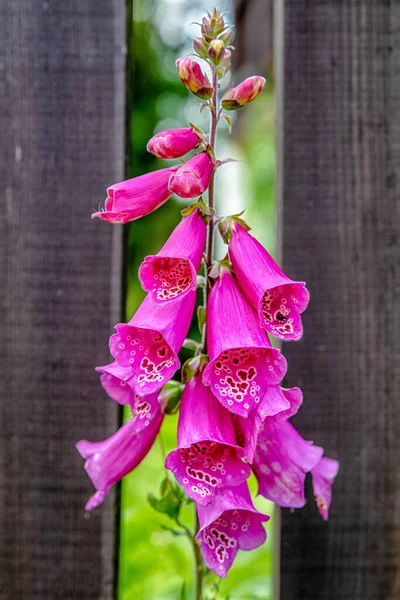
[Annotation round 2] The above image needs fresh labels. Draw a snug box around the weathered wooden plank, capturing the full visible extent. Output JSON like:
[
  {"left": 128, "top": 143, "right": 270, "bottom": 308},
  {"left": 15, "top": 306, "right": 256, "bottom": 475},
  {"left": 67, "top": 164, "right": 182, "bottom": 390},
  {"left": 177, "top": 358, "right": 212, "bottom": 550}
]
[
  {"left": 0, "top": 2, "right": 125, "bottom": 598},
  {"left": 278, "top": 1, "right": 400, "bottom": 599}
]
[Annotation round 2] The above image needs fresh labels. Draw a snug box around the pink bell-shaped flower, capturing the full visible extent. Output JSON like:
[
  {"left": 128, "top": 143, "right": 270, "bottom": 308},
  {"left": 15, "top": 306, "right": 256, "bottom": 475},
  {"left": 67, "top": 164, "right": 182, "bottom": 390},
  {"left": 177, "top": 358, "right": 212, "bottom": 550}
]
[
  {"left": 252, "top": 419, "right": 324, "bottom": 509},
  {"left": 92, "top": 167, "right": 177, "bottom": 224},
  {"left": 165, "top": 369, "right": 250, "bottom": 507},
  {"left": 176, "top": 58, "right": 213, "bottom": 100},
  {"left": 196, "top": 483, "right": 269, "bottom": 578},
  {"left": 76, "top": 391, "right": 164, "bottom": 510},
  {"left": 139, "top": 208, "right": 206, "bottom": 304},
  {"left": 109, "top": 289, "right": 196, "bottom": 395},
  {"left": 228, "top": 221, "right": 309, "bottom": 340},
  {"left": 221, "top": 76, "right": 266, "bottom": 111},
  {"left": 147, "top": 127, "right": 202, "bottom": 159},
  {"left": 202, "top": 265, "right": 287, "bottom": 417},
  {"left": 168, "top": 152, "right": 214, "bottom": 199}
]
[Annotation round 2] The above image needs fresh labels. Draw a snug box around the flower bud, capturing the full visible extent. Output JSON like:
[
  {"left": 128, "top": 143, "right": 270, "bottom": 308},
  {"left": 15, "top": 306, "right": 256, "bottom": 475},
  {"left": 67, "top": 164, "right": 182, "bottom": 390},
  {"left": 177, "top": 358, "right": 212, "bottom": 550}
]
[
  {"left": 219, "top": 29, "right": 234, "bottom": 46},
  {"left": 208, "top": 39, "right": 225, "bottom": 65},
  {"left": 193, "top": 36, "right": 209, "bottom": 58},
  {"left": 221, "top": 76, "right": 266, "bottom": 111},
  {"left": 201, "top": 17, "right": 214, "bottom": 42},
  {"left": 216, "top": 49, "right": 231, "bottom": 78},
  {"left": 168, "top": 152, "right": 214, "bottom": 198},
  {"left": 147, "top": 127, "right": 201, "bottom": 159},
  {"left": 176, "top": 58, "right": 213, "bottom": 100}
]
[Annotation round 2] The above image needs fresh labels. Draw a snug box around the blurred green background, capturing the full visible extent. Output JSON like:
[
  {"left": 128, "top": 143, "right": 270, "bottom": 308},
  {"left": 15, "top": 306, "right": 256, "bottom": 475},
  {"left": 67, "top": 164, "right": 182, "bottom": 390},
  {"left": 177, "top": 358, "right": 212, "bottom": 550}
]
[{"left": 119, "top": 1, "right": 277, "bottom": 598}]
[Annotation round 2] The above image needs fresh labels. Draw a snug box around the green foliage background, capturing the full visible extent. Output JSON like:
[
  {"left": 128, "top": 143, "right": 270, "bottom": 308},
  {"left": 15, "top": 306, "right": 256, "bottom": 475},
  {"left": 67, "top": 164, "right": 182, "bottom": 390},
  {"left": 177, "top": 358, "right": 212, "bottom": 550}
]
[{"left": 118, "top": 2, "right": 277, "bottom": 598}]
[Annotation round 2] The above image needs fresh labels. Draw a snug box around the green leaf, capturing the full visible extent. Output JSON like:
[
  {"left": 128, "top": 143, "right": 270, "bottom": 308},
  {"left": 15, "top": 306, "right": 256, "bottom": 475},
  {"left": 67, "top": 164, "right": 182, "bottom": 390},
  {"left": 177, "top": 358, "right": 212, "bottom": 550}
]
[
  {"left": 221, "top": 113, "right": 232, "bottom": 132},
  {"left": 197, "top": 305, "right": 206, "bottom": 334},
  {"left": 147, "top": 478, "right": 184, "bottom": 520}
]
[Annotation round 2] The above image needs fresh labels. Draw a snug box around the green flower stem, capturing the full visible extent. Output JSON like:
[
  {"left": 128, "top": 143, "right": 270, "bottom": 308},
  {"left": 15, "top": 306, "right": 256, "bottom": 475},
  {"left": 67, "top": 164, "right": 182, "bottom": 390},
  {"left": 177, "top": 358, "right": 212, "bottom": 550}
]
[{"left": 196, "top": 64, "right": 219, "bottom": 600}]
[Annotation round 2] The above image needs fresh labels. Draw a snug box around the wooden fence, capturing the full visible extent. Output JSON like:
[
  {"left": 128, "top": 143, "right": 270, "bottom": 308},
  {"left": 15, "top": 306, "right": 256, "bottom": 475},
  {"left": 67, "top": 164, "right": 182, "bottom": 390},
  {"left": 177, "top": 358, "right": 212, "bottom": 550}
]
[{"left": 1, "top": 1, "right": 399, "bottom": 599}]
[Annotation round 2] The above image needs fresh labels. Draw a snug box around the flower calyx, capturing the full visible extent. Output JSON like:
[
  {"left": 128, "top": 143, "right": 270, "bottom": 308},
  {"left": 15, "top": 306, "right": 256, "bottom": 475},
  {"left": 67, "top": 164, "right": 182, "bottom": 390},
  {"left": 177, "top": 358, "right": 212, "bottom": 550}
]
[
  {"left": 159, "top": 380, "right": 184, "bottom": 415},
  {"left": 181, "top": 197, "right": 215, "bottom": 224},
  {"left": 181, "top": 353, "right": 209, "bottom": 384},
  {"left": 218, "top": 213, "right": 251, "bottom": 243}
]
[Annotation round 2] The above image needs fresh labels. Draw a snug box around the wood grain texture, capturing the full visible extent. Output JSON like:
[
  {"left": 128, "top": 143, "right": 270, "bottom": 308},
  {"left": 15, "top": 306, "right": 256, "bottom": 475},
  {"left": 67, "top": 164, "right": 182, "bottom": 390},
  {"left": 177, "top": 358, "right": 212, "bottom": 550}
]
[
  {"left": 278, "top": 1, "right": 400, "bottom": 599},
  {"left": 0, "top": 2, "right": 125, "bottom": 598}
]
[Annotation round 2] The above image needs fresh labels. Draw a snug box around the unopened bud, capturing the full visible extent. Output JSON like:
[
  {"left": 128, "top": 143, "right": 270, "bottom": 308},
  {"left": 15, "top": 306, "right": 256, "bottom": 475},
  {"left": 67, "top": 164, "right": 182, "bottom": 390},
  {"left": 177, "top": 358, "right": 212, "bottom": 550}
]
[
  {"left": 216, "top": 49, "right": 231, "bottom": 78},
  {"left": 201, "top": 17, "right": 214, "bottom": 42},
  {"left": 193, "top": 36, "right": 209, "bottom": 58},
  {"left": 208, "top": 39, "right": 225, "bottom": 65},
  {"left": 219, "top": 29, "right": 234, "bottom": 46},
  {"left": 221, "top": 76, "right": 266, "bottom": 110},
  {"left": 176, "top": 58, "right": 213, "bottom": 100}
]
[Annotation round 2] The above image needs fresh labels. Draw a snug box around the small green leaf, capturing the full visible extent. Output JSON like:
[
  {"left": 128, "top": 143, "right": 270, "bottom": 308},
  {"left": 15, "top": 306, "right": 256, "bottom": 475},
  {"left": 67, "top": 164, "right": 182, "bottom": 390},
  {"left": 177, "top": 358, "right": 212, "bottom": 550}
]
[
  {"left": 181, "top": 354, "right": 209, "bottom": 383},
  {"left": 147, "top": 478, "right": 184, "bottom": 520},
  {"left": 221, "top": 113, "right": 232, "bottom": 132},
  {"left": 183, "top": 338, "right": 201, "bottom": 352},
  {"left": 197, "top": 305, "right": 206, "bottom": 334}
]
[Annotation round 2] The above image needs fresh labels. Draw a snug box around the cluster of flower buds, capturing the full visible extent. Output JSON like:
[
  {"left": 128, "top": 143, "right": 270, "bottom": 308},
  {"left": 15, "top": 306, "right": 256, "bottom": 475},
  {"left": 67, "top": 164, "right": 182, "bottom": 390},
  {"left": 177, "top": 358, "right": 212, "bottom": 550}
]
[{"left": 77, "top": 8, "right": 338, "bottom": 582}]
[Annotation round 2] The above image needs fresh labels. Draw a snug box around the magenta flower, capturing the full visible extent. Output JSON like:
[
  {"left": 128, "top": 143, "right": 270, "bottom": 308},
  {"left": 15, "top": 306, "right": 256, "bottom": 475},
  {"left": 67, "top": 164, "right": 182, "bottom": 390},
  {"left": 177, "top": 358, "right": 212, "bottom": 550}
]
[
  {"left": 233, "top": 386, "right": 302, "bottom": 463},
  {"left": 221, "top": 76, "right": 266, "bottom": 111},
  {"left": 176, "top": 58, "right": 213, "bottom": 100},
  {"left": 168, "top": 152, "right": 214, "bottom": 199},
  {"left": 196, "top": 483, "right": 269, "bottom": 578},
  {"left": 109, "top": 290, "right": 196, "bottom": 395},
  {"left": 202, "top": 266, "right": 287, "bottom": 417},
  {"left": 311, "top": 457, "right": 339, "bottom": 520},
  {"left": 252, "top": 419, "right": 323, "bottom": 509},
  {"left": 76, "top": 391, "right": 164, "bottom": 510},
  {"left": 138, "top": 208, "right": 206, "bottom": 304},
  {"left": 95, "top": 360, "right": 135, "bottom": 406},
  {"left": 228, "top": 221, "right": 309, "bottom": 340},
  {"left": 147, "top": 127, "right": 202, "bottom": 159},
  {"left": 92, "top": 167, "right": 177, "bottom": 224},
  {"left": 165, "top": 370, "right": 250, "bottom": 506}
]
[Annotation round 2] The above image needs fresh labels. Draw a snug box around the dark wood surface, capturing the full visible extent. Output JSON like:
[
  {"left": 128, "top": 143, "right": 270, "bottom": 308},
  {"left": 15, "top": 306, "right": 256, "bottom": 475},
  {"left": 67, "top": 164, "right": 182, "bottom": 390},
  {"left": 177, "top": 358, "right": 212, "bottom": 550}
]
[
  {"left": 0, "top": 2, "right": 125, "bottom": 598},
  {"left": 278, "top": 1, "right": 400, "bottom": 598}
]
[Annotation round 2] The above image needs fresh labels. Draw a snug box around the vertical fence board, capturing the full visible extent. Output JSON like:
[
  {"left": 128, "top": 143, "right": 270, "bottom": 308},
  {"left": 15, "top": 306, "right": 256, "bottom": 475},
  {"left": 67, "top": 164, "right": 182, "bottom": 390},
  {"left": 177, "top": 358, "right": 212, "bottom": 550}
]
[
  {"left": 0, "top": 2, "right": 125, "bottom": 598},
  {"left": 278, "top": 1, "right": 400, "bottom": 599}
]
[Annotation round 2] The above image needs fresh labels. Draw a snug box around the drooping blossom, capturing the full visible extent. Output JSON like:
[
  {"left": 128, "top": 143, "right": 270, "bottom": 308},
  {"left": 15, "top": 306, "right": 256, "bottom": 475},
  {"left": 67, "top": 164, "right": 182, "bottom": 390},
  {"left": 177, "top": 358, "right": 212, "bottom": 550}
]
[
  {"left": 228, "top": 221, "right": 309, "bottom": 340},
  {"left": 176, "top": 58, "right": 213, "bottom": 100},
  {"left": 311, "top": 456, "right": 339, "bottom": 520},
  {"left": 252, "top": 419, "right": 324, "bottom": 509},
  {"left": 196, "top": 483, "right": 269, "bottom": 578},
  {"left": 138, "top": 208, "right": 206, "bottom": 304},
  {"left": 221, "top": 76, "right": 266, "bottom": 111},
  {"left": 109, "top": 289, "right": 196, "bottom": 395},
  {"left": 165, "top": 370, "right": 250, "bottom": 506},
  {"left": 76, "top": 391, "right": 164, "bottom": 510},
  {"left": 202, "top": 266, "right": 287, "bottom": 417},
  {"left": 168, "top": 152, "right": 214, "bottom": 199},
  {"left": 92, "top": 167, "right": 177, "bottom": 224},
  {"left": 95, "top": 360, "right": 135, "bottom": 406},
  {"left": 233, "top": 386, "right": 302, "bottom": 463},
  {"left": 147, "top": 127, "right": 202, "bottom": 159}
]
